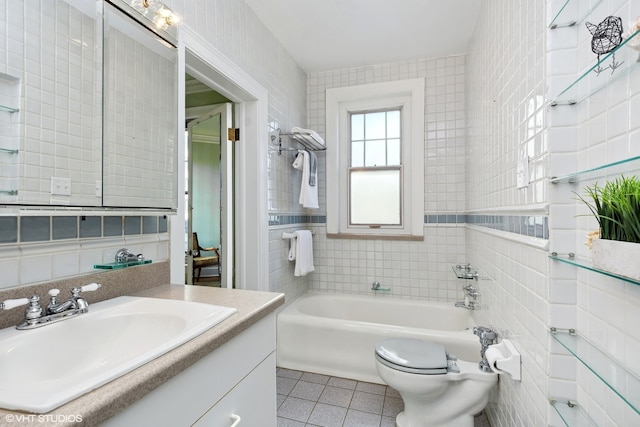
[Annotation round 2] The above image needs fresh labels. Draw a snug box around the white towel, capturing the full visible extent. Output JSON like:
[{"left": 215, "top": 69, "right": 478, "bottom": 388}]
[
  {"left": 290, "top": 230, "right": 314, "bottom": 277},
  {"left": 291, "top": 126, "right": 325, "bottom": 147},
  {"left": 292, "top": 150, "right": 319, "bottom": 209}
]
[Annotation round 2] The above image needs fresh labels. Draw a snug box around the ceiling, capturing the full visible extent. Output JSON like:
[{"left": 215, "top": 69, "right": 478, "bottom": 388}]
[{"left": 245, "top": 0, "right": 482, "bottom": 73}]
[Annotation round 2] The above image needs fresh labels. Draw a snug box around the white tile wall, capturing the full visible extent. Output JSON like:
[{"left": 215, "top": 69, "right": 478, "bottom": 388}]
[
  {"left": 465, "top": 0, "right": 551, "bottom": 426},
  {"left": 1, "top": 0, "right": 307, "bottom": 291},
  {"left": 547, "top": 0, "right": 640, "bottom": 424},
  {"left": 302, "top": 56, "right": 468, "bottom": 300},
  {"left": 466, "top": 0, "right": 640, "bottom": 425}
]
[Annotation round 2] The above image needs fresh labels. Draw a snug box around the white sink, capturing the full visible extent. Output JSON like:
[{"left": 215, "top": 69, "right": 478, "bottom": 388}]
[{"left": 0, "top": 296, "right": 237, "bottom": 413}]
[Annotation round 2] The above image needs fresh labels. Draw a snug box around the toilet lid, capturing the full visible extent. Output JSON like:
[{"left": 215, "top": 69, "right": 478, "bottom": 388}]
[{"left": 375, "top": 338, "right": 448, "bottom": 375}]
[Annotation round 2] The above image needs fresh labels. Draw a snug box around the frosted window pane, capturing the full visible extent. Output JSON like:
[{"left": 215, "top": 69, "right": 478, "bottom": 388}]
[
  {"left": 365, "top": 139, "right": 386, "bottom": 166},
  {"left": 350, "top": 168, "right": 401, "bottom": 225},
  {"left": 351, "top": 114, "right": 364, "bottom": 141},
  {"left": 387, "top": 110, "right": 400, "bottom": 138},
  {"left": 365, "top": 112, "right": 386, "bottom": 139},
  {"left": 387, "top": 139, "right": 400, "bottom": 165},
  {"left": 351, "top": 140, "right": 364, "bottom": 167}
]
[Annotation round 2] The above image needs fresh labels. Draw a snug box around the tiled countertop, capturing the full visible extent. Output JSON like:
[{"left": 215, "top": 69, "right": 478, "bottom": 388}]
[{"left": 0, "top": 284, "right": 285, "bottom": 427}]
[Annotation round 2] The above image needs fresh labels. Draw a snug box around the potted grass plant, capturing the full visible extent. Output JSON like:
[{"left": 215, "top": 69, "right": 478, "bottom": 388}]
[{"left": 578, "top": 175, "right": 640, "bottom": 280}]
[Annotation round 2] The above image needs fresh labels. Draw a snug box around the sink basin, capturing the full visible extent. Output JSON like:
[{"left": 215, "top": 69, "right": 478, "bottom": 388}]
[{"left": 0, "top": 296, "right": 237, "bottom": 413}]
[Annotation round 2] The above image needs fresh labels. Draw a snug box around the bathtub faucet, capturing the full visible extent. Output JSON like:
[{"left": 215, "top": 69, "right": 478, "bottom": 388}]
[
  {"left": 371, "top": 281, "right": 391, "bottom": 292},
  {"left": 455, "top": 283, "right": 481, "bottom": 310},
  {"left": 473, "top": 326, "right": 498, "bottom": 373}
]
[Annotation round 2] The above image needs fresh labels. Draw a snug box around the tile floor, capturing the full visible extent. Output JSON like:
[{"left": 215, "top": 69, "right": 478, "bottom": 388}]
[{"left": 276, "top": 368, "right": 492, "bottom": 427}]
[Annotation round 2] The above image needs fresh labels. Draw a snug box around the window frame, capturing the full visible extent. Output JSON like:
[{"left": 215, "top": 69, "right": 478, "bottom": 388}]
[{"left": 326, "top": 78, "right": 425, "bottom": 239}]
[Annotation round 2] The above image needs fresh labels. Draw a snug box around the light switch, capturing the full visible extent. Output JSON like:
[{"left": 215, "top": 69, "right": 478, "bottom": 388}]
[{"left": 51, "top": 177, "right": 71, "bottom": 196}]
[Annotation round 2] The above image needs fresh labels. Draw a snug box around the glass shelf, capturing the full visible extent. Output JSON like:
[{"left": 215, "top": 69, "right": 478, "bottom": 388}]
[
  {"left": 549, "top": 27, "right": 640, "bottom": 106},
  {"left": 94, "top": 260, "right": 152, "bottom": 269},
  {"left": 549, "top": 253, "right": 640, "bottom": 286},
  {"left": 549, "top": 398, "right": 598, "bottom": 427},
  {"left": 549, "top": 0, "right": 603, "bottom": 29},
  {"left": 0, "top": 104, "right": 19, "bottom": 114},
  {"left": 0, "top": 147, "right": 18, "bottom": 154},
  {"left": 550, "top": 155, "right": 640, "bottom": 184},
  {"left": 551, "top": 331, "right": 640, "bottom": 416},
  {"left": 452, "top": 265, "right": 478, "bottom": 280}
]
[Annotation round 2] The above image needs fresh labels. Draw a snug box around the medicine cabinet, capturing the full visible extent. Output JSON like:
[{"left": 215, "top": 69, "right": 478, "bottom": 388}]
[{"left": 0, "top": 0, "right": 178, "bottom": 210}]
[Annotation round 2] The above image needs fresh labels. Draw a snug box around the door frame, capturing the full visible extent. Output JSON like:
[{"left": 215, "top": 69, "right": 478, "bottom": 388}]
[
  {"left": 170, "top": 27, "right": 269, "bottom": 291},
  {"left": 186, "top": 104, "right": 232, "bottom": 287}
]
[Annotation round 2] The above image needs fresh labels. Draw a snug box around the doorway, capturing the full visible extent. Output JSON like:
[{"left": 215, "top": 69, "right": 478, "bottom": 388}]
[
  {"left": 170, "top": 32, "right": 269, "bottom": 291},
  {"left": 185, "top": 102, "right": 233, "bottom": 286}
]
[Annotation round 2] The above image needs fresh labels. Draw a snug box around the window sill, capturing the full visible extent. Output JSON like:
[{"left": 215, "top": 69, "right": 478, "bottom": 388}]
[{"left": 326, "top": 233, "right": 424, "bottom": 241}]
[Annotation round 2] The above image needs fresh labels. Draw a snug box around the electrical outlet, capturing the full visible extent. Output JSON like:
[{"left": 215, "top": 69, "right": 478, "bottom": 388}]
[
  {"left": 95, "top": 180, "right": 102, "bottom": 197},
  {"left": 51, "top": 177, "right": 71, "bottom": 196}
]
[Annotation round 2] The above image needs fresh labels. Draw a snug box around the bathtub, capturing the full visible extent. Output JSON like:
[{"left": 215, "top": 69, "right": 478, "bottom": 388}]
[{"left": 276, "top": 292, "right": 481, "bottom": 384}]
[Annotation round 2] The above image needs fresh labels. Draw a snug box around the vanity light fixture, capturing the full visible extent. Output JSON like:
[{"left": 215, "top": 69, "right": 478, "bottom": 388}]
[{"left": 129, "top": 0, "right": 181, "bottom": 29}]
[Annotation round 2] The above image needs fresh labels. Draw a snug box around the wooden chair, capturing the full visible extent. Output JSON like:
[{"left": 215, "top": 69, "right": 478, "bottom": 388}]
[{"left": 192, "top": 232, "right": 220, "bottom": 283}]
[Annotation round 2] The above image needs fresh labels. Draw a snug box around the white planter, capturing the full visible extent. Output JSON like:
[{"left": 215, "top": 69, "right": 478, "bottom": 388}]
[{"left": 591, "top": 238, "right": 640, "bottom": 280}]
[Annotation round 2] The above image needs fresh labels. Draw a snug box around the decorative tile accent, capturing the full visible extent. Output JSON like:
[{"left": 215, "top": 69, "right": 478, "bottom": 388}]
[
  {"left": 79, "top": 216, "right": 101, "bottom": 238},
  {"left": 124, "top": 216, "right": 141, "bottom": 235},
  {"left": 20, "top": 217, "right": 50, "bottom": 242},
  {"left": 103, "top": 217, "right": 123, "bottom": 237},
  {"left": 271, "top": 213, "right": 548, "bottom": 240},
  {"left": 0, "top": 217, "right": 17, "bottom": 243},
  {"left": 52, "top": 216, "right": 78, "bottom": 240},
  {"left": 268, "top": 214, "right": 326, "bottom": 226},
  {"left": 1, "top": 215, "right": 169, "bottom": 245},
  {"left": 142, "top": 216, "right": 158, "bottom": 234}
]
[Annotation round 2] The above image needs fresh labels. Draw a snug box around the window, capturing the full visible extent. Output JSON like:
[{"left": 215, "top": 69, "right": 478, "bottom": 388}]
[
  {"left": 349, "top": 109, "right": 402, "bottom": 226},
  {"left": 326, "top": 79, "right": 425, "bottom": 239}
]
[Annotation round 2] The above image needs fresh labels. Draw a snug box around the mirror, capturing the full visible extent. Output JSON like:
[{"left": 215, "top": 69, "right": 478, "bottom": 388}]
[
  {"left": 0, "top": 0, "right": 178, "bottom": 210},
  {"left": 0, "top": 0, "right": 103, "bottom": 206},
  {"left": 102, "top": 2, "right": 178, "bottom": 209}
]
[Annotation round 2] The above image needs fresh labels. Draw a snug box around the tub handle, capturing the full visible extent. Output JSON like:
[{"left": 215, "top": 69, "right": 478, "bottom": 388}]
[{"left": 230, "top": 414, "right": 241, "bottom": 426}]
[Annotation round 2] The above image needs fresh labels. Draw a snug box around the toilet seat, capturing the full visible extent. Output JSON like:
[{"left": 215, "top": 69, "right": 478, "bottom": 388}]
[{"left": 375, "top": 338, "right": 449, "bottom": 375}]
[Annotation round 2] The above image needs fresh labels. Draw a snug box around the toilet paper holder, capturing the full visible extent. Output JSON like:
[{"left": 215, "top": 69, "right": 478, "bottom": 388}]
[{"left": 486, "top": 339, "right": 521, "bottom": 381}]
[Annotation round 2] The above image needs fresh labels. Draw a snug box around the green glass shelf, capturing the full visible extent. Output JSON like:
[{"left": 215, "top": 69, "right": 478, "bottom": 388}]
[
  {"left": 550, "top": 27, "right": 640, "bottom": 106},
  {"left": 0, "top": 147, "right": 18, "bottom": 154},
  {"left": 549, "top": 399, "right": 598, "bottom": 427},
  {"left": 94, "top": 259, "right": 152, "bottom": 269},
  {"left": 550, "top": 155, "right": 640, "bottom": 184},
  {"left": 549, "top": 254, "right": 640, "bottom": 286},
  {"left": 0, "top": 190, "right": 17, "bottom": 195},
  {"left": 549, "top": 0, "right": 603, "bottom": 29},
  {"left": 0, "top": 104, "right": 19, "bottom": 113},
  {"left": 551, "top": 331, "right": 640, "bottom": 416}
]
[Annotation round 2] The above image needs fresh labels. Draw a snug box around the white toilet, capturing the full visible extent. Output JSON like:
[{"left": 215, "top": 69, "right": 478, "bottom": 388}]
[{"left": 375, "top": 338, "right": 497, "bottom": 427}]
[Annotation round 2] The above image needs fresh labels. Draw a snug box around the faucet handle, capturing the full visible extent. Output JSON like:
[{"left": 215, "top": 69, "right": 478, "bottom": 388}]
[
  {"left": 80, "top": 283, "right": 101, "bottom": 292},
  {"left": 72, "top": 283, "right": 102, "bottom": 296},
  {"left": 0, "top": 297, "right": 30, "bottom": 311}
]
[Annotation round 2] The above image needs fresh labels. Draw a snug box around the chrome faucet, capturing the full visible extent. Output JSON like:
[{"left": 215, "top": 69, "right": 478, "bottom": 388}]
[
  {"left": 115, "top": 248, "right": 144, "bottom": 263},
  {"left": 455, "top": 283, "right": 481, "bottom": 310},
  {"left": 1, "top": 283, "right": 102, "bottom": 330},
  {"left": 473, "top": 326, "right": 498, "bottom": 372}
]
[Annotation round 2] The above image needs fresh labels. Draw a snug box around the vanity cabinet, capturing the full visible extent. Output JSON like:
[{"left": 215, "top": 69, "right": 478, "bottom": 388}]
[{"left": 101, "top": 313, "right": 277, "bottom": 427}]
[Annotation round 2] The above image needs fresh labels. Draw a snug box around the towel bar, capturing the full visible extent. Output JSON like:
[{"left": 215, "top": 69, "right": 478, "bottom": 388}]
[
  {"left": 282, "top": 231, "right": 316, "bottom": 239},
  {"left": 270, "top": 128, "right": 326, "bottom": 155}
]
